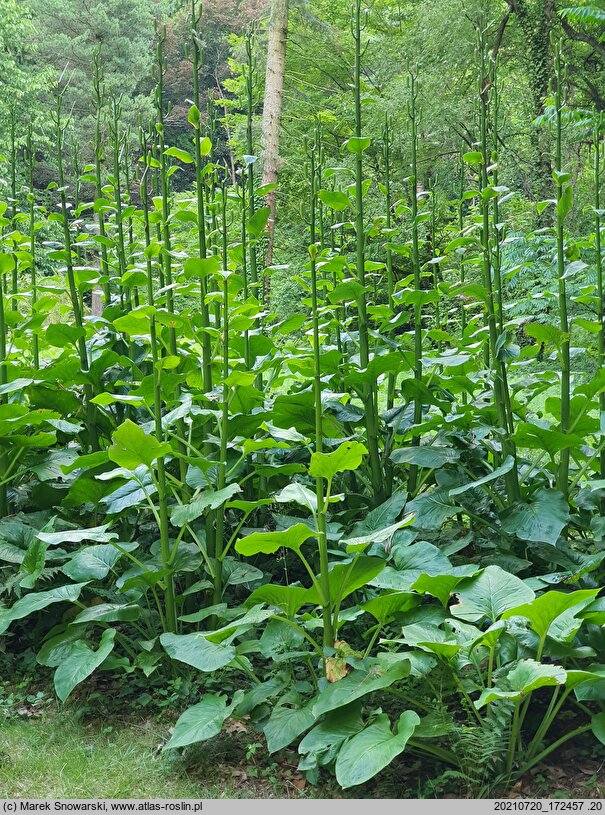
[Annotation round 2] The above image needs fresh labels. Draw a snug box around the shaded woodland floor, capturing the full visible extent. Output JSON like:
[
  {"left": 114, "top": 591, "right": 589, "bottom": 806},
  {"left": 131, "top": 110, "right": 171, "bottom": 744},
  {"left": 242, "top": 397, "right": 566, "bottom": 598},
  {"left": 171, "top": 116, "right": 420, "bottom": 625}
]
[{"left": 2, "top": 705, "right": 605, "bottom": 800}]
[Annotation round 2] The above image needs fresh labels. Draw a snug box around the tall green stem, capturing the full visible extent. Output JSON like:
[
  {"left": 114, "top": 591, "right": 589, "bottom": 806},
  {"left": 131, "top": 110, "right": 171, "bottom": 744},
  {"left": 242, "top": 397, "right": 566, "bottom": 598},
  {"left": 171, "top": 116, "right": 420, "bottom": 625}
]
[
  {"left": 93, "top": 52, "right": 111, "bottom": 306},
  {"left": 352, "top": 0, "right": 383, "bottom": 504},
  {"left": 191, "top": 0, "right": 213, "bottom": 394},
  {"left": 489, "top": 57, "right": 520, "bottom": 500},
  {"left": 9, "top": 111, "right": 18, "bottom": 313},
  {"left": 384, "top": 114, "right": 395, "bottom": 411},
  {"left": 26, "top": 128, "right": 39, "bottom": 370},
  {"left": 310, "top": 146, "right": 333, "bottom": 650},
  {"left": 213, "top": 182, "right": 230, "bottom": 609},
  {"left": 155, "top": 28, "right": 176, "bottom": 352},
  {"left": 593, "top": 114, "right": 604, "bottom": 487},
  {"left": 110, "top": 99, "right": 130, "bottom": 311},
  {"left": 56, "top": 86, "right": 99, "bottom": 452},
  {"left": 407, "top": 73, "right": 423, "bottom": 495},
  {"left": 478, "top": 32, "right": 518, "bottom": 500},
  {"left": 155, "top": 31, "right": 189, "bottom": 496},
  {"left": 458, "top": 157, "right": 467, "bottom": 340},
  {"left": 139, "top": 129, "right": 176, "bottom": 634},
  {"left": 0, "top": 264, "right": 7, "bottom": 516},
  {"left": 383, "top": 114, "right": 396, "bottom": 495},
  {"left": 554, "top": 43, "right": 571, "bottom": 497},
  {"left": 430, "top": 180, "right": 442, "bottom": 348}
]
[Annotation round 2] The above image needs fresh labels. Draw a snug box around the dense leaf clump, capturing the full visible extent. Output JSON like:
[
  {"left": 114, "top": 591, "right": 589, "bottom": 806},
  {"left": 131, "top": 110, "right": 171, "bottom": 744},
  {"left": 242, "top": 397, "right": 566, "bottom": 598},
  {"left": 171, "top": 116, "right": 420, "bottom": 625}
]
[{"left": 0, "top": 0, "right": 604, "bottom": 798}]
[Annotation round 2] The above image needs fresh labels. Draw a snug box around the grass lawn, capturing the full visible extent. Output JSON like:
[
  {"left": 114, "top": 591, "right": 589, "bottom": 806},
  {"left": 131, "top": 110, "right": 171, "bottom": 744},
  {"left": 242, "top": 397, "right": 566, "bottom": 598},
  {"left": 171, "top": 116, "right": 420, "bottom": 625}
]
[
  {"left": 2, "top": 709, "right": 605, "bottom": 800},
  {"left": 0, "top": 715, "right": 249, "bottom": 799}
]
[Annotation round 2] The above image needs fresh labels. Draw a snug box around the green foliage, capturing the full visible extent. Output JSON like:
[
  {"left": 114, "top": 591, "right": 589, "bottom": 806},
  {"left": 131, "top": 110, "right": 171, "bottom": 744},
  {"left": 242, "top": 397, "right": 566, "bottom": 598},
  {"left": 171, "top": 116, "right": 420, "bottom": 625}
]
[{"left": 0, "top": 0, "right": 605, "bottom": 800}]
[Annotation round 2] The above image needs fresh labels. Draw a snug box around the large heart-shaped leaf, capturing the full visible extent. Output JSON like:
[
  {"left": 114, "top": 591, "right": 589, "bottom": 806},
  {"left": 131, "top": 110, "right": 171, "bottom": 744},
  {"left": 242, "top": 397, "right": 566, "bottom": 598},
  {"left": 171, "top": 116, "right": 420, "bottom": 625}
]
[
  {"left": 203, "top": 606, "right": 276, "bottom": 643},
  {"left": 502, "top": 590, "right": 599, "bottom": 641},
  {"left": 170, "top": 484, "right": 242, "bottom": 526},
  {"left": 46, "top": 323, "right": 85, "bottom": 349},
  {"left": 450, "top": 566, "right": 534, "bottom": 622},
  {"left": 475, "top": 659, "right": 566, "bottom": 709},
  {"left": 102, "top": 474, "right": 157, "bottom": 514},
  {"left": 317, "top": 189, "right": 350, "bottom": 212},
  {"left": 299, "top": 702, "right": 364, "bottom": 757},
  {"left": 408, "top": 487, "right": 458, "bottom": 530},
  {"left": 513, "top": 423, "right": 582, "bottom": 458},
  {"left": 307, "top": 556, "right": 385, "bottom": 604},
  {"left": 18, "top": 537, "right": 48, "bottom": 589},
  {"left": 349, "top": 492, "right": 407, "bottom": 538},
  {"left": 401, "top": 622, "right": 462, "bottom": 659},
  {"left": 411, "top": 571, "right": 479, "bottom": 606},
  {"left": 263, "top": 702, "right": 316, "bottom": 753},
  {"left": 235, "top": 523, "right": 314, "bottom": 556},
  {"left": 501, "top": 489, "right": 570, "bottom": 544},
  {"left": 37, "top": 524, "right": 117, "bottom": 546},
  {"left": 160, "top": 632, "right": 236, "bottom": 672},
  {"left": 309, "top": 441, "right": 367, "bottom": 482},
  {"left": 449, "top": 456, "right": 515, "bottom": 497},
  {"left": 361, "top": 592, "right": 419, "bottom": 623},
  {"left": 591, "top": 712, "right": 605, "bottom": 747},
  {"left": 346, "top": 136, "right": 371, "bottom": 154},
  {"left": 73, "top": 603, "right": 141, "bottom": 624},
  {"left": 259, "top": 619, "right": 305, "bottom": 660},
  {"left": 313, "top": 660, "right": 410, "bottom": 717},
  {"left": 62, "top": 542, "right": 137, "bottom": 581},
  {"left": 391, "top": 447, "right": 459, "bottom": 469},
  {"left": 246, "top": 584, "right": 314, "bottom": 616},
  {"left": 0, "top": 583, "right": 89, "bottom": 635},
  {"left": 274, "top": 483, "right": 318, "bottom": 514},
  {"left": 164, "top": 692, "right": 243, "bottom": 750},
  {"left": 335, "top": 711, "right": 420, "bottom": 788},
  {"left": 344, "top": 516, "right": 415, "bottom": 553},
  {"left": 53, "top": 628, "right": 116, "bottom": 702},
  {"left": 109, "top": 420, "right": 172, "bottom": 471},
  {"left": 247, "top": 206, "right": 271, "bottom": 238}
]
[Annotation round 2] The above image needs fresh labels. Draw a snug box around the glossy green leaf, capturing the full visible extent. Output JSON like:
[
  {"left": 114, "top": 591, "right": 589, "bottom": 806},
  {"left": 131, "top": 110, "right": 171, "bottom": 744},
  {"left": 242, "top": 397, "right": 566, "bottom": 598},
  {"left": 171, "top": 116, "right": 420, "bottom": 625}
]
[
  {"left": 183, "top": 255, "right": 221, "bottom": 279},
  {"left": 502, "top": 590, "right": 599, "bottom": 640},
  {"left": 235, "top": 523, "right": 314, "bottom": 556},
  {"left": 62, "top": 543, "right": 137, "bottom": 581},
  {"left": 46, "top": 323, "right": 85, "bottom": 348},
  {"left": 0, "top": 583, "right": 89, "bottom": 636},
  {"left": 335, "top": 711, "right": 420, "bottom": 788},
  {"left": 346, "top": 136, "right": 371, "bottom": 154},
  {"left": 164, "top": 146, "right": 193, "bottom": 163},
  {"left": 109, "top": 420, "right": 172, "bottom": 471},
  {"left": 361, "top": 591, "right": 419, "bottom": 623},
  {"left": 318, "top": 190, "right": 350, "bottom": 211},
  {"left": 310, "top": 441, "right": 367, "bottom": 482},
  {"left": 274, "top": 483, "right": 318, "bottom": 514},
  {"left": 160, "top": 632, "right": 236, "bottom": 672},
  {"left": 501, "top": 489, "right": 570, "bottom": 544},
  {"left": 299, "top": 701, "right": 364, "bottom": 756},
  {"left": 53, "top": 628, "right": 116, "bottom": 702},
  {"left": 391, "top": 447, "right": 459, "bottom": 468},
  {"left": 450, "top": 566, "right": 534, "bottom": 622},
  {"left": 164, "top": 692, "right": 243, "bottom": 750},
  {"left": 264, "top": 702, "right": 316, "bottom": 753},
  {"left": 475, "top": 659, "right": 566, "bottom": 709},
  {"left": 313, "top": 660, "right": 411, "bottom": 717},
  {"left": 408, "top": 487, "right": 458, "bottom": 530},
  {"left": 591, "top": 712, "right": 605, "bottom": 747},
  {"left": 247, "top": 207, "right": 271, "bottom": 238},
  {"left": 246, "top": 584, "right": 315, "bottom": 616},
  {"left": 170, "top": 484, "right": 242, "bottom": 526}
]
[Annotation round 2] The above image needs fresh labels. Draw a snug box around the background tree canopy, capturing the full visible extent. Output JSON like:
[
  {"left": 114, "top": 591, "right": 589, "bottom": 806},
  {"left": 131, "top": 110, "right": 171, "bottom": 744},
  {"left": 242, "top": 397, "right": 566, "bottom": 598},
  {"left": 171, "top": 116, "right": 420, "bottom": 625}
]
[{"left": 2, "top": 0, "right": 603, "bottom": 200}]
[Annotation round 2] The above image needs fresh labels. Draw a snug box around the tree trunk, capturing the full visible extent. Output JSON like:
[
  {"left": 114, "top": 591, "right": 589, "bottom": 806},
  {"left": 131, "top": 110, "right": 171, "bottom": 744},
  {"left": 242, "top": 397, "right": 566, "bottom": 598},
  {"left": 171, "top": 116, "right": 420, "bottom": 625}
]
[{"left": 261, "top": 0, "right": 289, "bottom": 300}]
